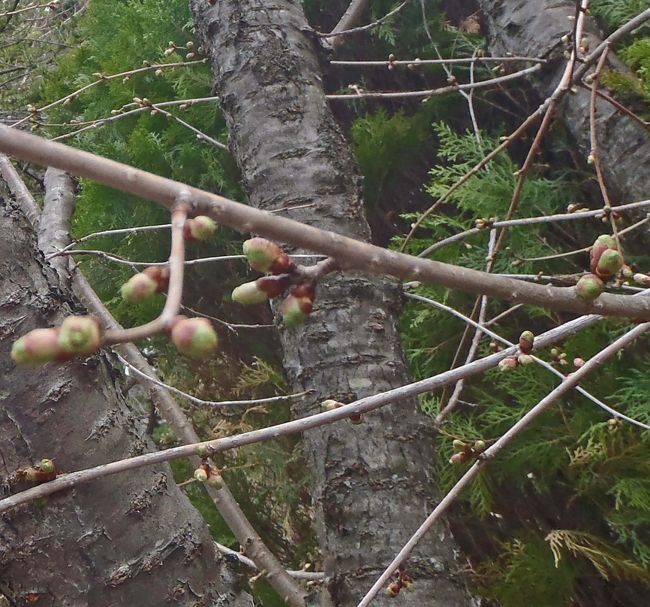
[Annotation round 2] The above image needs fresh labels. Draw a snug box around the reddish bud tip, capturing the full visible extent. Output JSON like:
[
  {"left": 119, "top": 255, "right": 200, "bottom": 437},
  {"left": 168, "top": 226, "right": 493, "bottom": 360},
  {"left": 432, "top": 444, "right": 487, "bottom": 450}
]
[
  {"left": 387, "top": 582, "right": 402, "bottom": 597},
  {"left": 58, "top": 316, "right": 101, "bottom": 355},
  {"left": 11, "top": 328, "right": 64, "bottom": 365},
  {"left": 121, "top": 273, "right": 158, "bottom": 302},
  {"left": 450, "top": 452, "right": 469, "bottom": 465},
  {"left": 590, "top": 235, "right": 617, "bottom": 273},
  {"left": 498, "top": 356, "right": 518, "bottom": 371},
  {"left": 575, "top": 273, "right": 604, "bottom": 301},
  {"left": 171, "top": 318, "right": 218, "bottom": 359},
  {"left": 142, "top": 265, "right": 170, "bottom": 293},
  {"left": 256, "top": 274, "right": 292, "bottom": 298},
  {"left": 349, "top": 413, "right": 362, "bottom": 425}
]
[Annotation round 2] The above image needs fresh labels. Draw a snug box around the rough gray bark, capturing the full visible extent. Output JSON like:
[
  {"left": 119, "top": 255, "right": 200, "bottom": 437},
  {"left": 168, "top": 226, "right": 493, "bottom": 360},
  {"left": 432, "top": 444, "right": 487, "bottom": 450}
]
[
  {"left": 479, "top": 0, "right": 650, "bottom": 204},
  {"left": 190, "top": 1, "right": 474, "bottom": 605},
  {"left": 0, "top": 197, "right": 252, "bottom": 607}
]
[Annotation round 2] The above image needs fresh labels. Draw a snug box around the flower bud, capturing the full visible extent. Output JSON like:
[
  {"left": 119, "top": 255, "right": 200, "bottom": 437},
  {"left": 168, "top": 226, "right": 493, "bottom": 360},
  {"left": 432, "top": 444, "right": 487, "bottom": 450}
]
[
  {"left": 349, "top": 413, "right": 362, "bottom": 425},
  {"left": 121, "top": 273, "right": 158, "bottom": 302},
  {"left": 517, "top": 353, "right": 534, "bottom": 365},
  {"left": 449, "top": 451, "right": 469, "bottom": 465},
  {"left": 452, "top": 439, "right": 466, "bottom": 452},
  {"left": 321, "top": 399, "right": 343, "bottom": 411},
  {"left": 194, "top": 467, "right": 208, "bottom": 482},
  {"left": 231, "top": 281, "right": 269, "bottom": 305},
  {"left": 11, "top": 328, "right": 65, "bottom": 365},
  {"left": 243, "top": 238, "right": 296, "bottom": 274},
  {"left": 39, "top": 459, "right": 55, "bottom": 474},
  {"left": 590, "top": 234, "right": 617, "bottom": 273},
  {"left": 197, "top": 445, "right": 210, "bottom": 458},
  {"left": 498, "top": 356, "right": 518, "bottom": 371},
  {"left": 473, "top": 440, "right": 486, "bottom": 453},
  {"left": 184, "top": 216, "right": 217, "bottom": 241},
  {"left": 171, "top": 318, "right": 218, "bottom": 359},
  {"left": 58, "top": 316, "right": 101, "bottom": 355},
  {"left": 280, "top": 293, "right": 314, "bottom": 327},
  {"left": 575, "top": 273, "right": 604, "bottom": 301},
  {"left": 518, "top": 330, "right": 534, "bottom": 353},
  {"left": 206, "top": 474, "right": 224, "bottom": 489},
  {"left": 573, "top": 357, "right": 585, "bottom": 368},
  {"left": 596, "top": 249, "right": 624, "bottom": 279},
  {"left": 142, "top": 265, "right": 170, "bottom": 293},
  {"left": 387, "top": 582, "right": 401, "bottom": 597}
]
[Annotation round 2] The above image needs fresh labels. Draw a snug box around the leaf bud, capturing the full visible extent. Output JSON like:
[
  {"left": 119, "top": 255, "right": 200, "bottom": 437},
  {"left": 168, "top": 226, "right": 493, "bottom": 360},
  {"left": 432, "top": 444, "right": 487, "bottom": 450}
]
[
  {"left": 184, "top": 215, "right": 217, "bottom": 241},
  {"left": 171, "top": 318, "right": 218, "bottom": 359},
  {"left": 121, "top": 272, "right": 158, "bottom": 302},
  {"left": 575, "top": 273, "right": 604, "bottom": 301},
  {"left": 518, "top": 330, "right": 534, "bottom": 353},
  {"left": 573, "top": 357, "right": 585, "bottom": 368},
  {"left": 596, "top": 249, "right": 624, "bottom": 279},
  {"left": 58, "top": 316, "right": 101, "bottom": 355},
  {"left": 11, "top": 328, "right": 65, "bottom": 365}
]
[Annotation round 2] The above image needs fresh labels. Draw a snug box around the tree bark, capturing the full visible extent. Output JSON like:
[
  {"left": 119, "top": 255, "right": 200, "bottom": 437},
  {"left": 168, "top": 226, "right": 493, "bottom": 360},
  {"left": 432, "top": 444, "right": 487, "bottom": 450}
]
[
  {"left": 190, "top": 1, "right": 473, "bottom": 605},
  {"left": 479, "top": 0, "right": 650, "bottom": 204},
  {"left": 0, "top": 197, "right": 251, "bottom": 606}
]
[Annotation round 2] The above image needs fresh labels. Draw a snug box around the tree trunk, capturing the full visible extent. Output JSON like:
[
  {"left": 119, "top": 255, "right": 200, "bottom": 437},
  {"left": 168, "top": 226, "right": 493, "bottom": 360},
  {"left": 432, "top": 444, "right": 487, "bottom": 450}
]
[
  {"left": 479, "top": 0, "right": 650, "bottom": 204},
  {"left": 0, "top": 197, "right": 251, "bottom": 607},
  {"left": 190, "top": 2, "right": 473, "bottom": 605}
]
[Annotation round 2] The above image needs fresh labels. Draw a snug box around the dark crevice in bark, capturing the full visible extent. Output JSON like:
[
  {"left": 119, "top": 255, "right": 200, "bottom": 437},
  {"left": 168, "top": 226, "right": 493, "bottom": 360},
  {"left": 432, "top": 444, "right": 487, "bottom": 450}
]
[{"left": 190, "top": 1, "right": 475, "bottom": 605}]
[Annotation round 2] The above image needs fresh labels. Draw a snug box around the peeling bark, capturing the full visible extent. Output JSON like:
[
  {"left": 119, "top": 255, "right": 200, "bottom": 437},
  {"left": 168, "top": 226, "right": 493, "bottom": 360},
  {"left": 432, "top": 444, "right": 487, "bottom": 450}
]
[
  {"left": 190, "top": 1, "right": 473, "bottom": 605},
  {"left": 0, "top": 197, "right": 252, "bottom": 606},
  {"left": 479, "top": 0, "right": 650, "bottom": 204}
]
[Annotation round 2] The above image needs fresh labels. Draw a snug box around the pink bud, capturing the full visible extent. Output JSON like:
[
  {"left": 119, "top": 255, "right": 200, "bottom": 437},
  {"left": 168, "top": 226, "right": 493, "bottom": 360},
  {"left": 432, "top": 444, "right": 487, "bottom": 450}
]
[
  {"left": 142, "top": 265, "right": 170, "bottom": 293},
  {"left": 498, "top": 356, "right": 518, "bottom": 371},
  {"left": 11, "top": 328, "right": 66, "bottom": 365},
  {"left": 280, "top": 293, "right": 313, "bottom": 327},
  {"left": 590, "top": 235, "right": 617, "bottom": 273},
  {"left": 243, "top": 238, "right": 296, "bottom": 274},
  {"left": 184, "top": 216, "right": 217, "bottom": 241},
  {"left": 171, "top": 318, "right": 218, "bottom": 359},
  {"left": 575, "top": 273, "right": 604, "bottom": 301},
  {"left": 595, "top": 249, "right": 623, "bottom": 279},
  {"left": 121, "top": 273, "right": 158, "bottom": 302}
]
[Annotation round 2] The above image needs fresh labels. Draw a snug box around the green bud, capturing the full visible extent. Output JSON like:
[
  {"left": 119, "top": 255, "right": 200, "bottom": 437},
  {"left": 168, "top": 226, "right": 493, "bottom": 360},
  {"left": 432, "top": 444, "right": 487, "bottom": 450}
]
[
  {"left": 590, "top": 235, "right": 617, "bottom": 273},
  {"left": 518, "top": 330, "right": 534, "bottom": 353},
  {"left": 498, "top": 356, "right": 518, "bottom": 371},
  {"left": 121, "top": 273, "right": 158, "bottom": 302},
  {"left": 231, "top": 281, "right": 269, "bottom": 305},
  {"left": 197, "top": 445, "right": 210, "bottom": 458},
  {"left": 194, "top": 468, "right": 208, "bottom": 482},
  {"left": 473, "top": 440, "right": 486, "bottom": 453},
  {"left": 171, "top": 318, "right": 218, "bottom": 359},
  {"left": 452, "top": 439, "right": 466, "bottom": 452},
  {"left": 184, "top": 216, "right": 217, "bottom": 241},
  {"left": 206, "top": 474, "right": 224, "bottom": 489},
  {"left": 596, "top": 249, "right": 623, "bottom": 279},
  {"left": 39, "top": 459, "right": 56, "bottom": 474},
  {"left": 280, "top": 293, "right": 313, "bottom": 328},
  {"left": 243, "top": 237, "right": 284, "bottom": 272},
  {"left": 58, "top": 316, "right": 101, "bottom": 355},
  {"left": 517, "top": 353, "right": 534, "bottom": 365},
  {"left": 575, "top": 273, "right": 604, "bottom": 301}
]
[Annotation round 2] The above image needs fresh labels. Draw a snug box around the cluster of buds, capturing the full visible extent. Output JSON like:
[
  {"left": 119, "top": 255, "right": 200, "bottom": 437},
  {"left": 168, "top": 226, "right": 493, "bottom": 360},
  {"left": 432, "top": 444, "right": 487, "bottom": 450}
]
[
  {"left": 498, "top": 330, "right": 536, "bottom": 372},
  {"left": 576, "top": 235, "right": 624, "bottom": 302},
  {"left": 387, "top": 569, "right": 414, "bottom": 597},
  {"left": 321, "top": 399, "right": 362, "bottom": 425},
  {"left": 232, "top": 238, "right": 317, "bottom": 327},
  {"left": 121, "top": 265, "right": 170, "bottom": 303},
  {"left": 193, "top": 462, "right": 224, "bottom": 489},
  {"left": 475, "top": 217, "right": 495, "bottom": 230},
  {"left": 11, "top": 316, "right": 101, "bottom": 366},
  {"left": 169, "top": 316, "right": 218, "bottom": 360},
  {"left": 449, "top": 438, "right": 486, "bottom": 465},
  {"left": 550, "top": 348, "right": 569, "bottom": 366},
  {"left": 16, "top": 459, "right": 58, "bottom": 483}
]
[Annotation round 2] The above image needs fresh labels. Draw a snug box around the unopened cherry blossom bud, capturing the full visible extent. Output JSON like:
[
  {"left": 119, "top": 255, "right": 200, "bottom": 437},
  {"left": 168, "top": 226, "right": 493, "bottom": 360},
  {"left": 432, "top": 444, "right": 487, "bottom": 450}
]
[
  {"left": 387, "top": 582, "right": 401, "bottom": 597},
  {"left": 121, "top": 272, "right": 158, "bottom": 302},
  {"left": 452, "top": 439, "right": 466, "bottom": 452},
  {"left": 519, "top": 330, "right": 534, "bottom": 353},
  {"left": 518, "top": 353, "right": 534, "bottom": 365},
  {"left": 40, "top": 459, "right": 55, "bottom": 474},
  {"left": 473, "top": 440, "right": 486, "bottom": 453},
  {"left": 206, "top": 474, "right": 224, "bottom": 489},
  {"left": 321, "top": 399, "right": 343, "bottom": 411},
  {"left": 498, "top": 356, "right": 518, "bottom": 371},
  {"left": 280, "top": 293, "right": 313, "bottom": 327},
  {"left": 58, "top": 316, "right": 101, "bottom": 355},
  {"left": 243, "top": 238, "right": 296, "bottom": 274},
  {"left": 575, "top": 273, "right": 604, "bottom": 301},
  {"left": 171, "top": 318, "right": 218, "bottom": 359},
  {"left": 11, "top": 328, "right": 64, "bottom": 365},
  {"left": 194, "top": 468, "right": 208, "bottom": 482},
  {"left": 596, "top": 249, "right": 623, "bottom": 279},
  {"left": 349, "top": 413, "right": 362, "bottom": 424},
  {"left": 232, "top": 281, "right": 270, "bottom": 305},
  {"left": 449, "top": 451, "right": 469, "bottom": 465},
  {"left": 184, "top": 216, "right": 217, "bottom": 241},
  {"left": 590, "top": 234, "right": 617, "bottom": 273}
]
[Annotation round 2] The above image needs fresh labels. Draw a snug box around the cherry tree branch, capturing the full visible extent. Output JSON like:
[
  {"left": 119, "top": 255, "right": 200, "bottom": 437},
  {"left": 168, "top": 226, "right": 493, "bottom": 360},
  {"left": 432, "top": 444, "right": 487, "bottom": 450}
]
[
  {"left": 319, "top": 0, "right": 409, "bottom": 41},
  {"left": 3, "top": 125, "right": 650, "bottom": 319},
  {"left": 357, "top": 320, "right": 650, "bottom": 607}
]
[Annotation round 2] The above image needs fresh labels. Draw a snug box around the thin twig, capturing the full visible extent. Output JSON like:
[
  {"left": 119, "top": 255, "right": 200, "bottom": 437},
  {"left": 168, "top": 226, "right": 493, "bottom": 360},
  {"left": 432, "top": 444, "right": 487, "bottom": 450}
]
[
  {"left": 357, "top": 320, "right": 650, "bottom": 606},
  {"left": 319, "top": 1, "right": 409, "bottom": 39}
]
